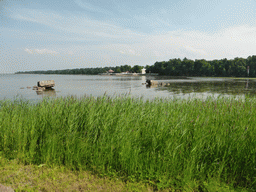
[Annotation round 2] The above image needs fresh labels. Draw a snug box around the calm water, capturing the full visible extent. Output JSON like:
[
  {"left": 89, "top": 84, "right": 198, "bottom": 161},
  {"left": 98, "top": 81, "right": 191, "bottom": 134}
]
[{"left": 1, "top": 74, "right": 256, "bottom": 101}]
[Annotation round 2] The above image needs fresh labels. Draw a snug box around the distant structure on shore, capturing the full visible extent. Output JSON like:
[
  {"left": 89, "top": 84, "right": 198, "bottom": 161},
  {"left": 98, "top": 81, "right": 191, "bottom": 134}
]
[
  {"left": 100, "top": 67, "right": 146, "bottom": 76},
  {"left": 15, "top": 65, "right": 148, "bottom": 76}
]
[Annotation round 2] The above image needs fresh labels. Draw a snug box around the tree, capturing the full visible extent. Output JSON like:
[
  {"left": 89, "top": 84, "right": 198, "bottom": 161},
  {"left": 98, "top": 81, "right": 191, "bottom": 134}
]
[
  {"left": 116, "top": 68, "right": 121, "bottom": 73},
  {"left": 171, "top": 59, "right": 182, "bottom": 76},
  {"left": 201, "top": 60, "right": 213, "bottom": 76},
  {"left": 247, "top": 55, "right": 256, "bottom": 77},
  {"left": 182, "top": 58, "right": 194, "bottom": 76},
  {"left": 211, "top": 60, "right": 225, "bottom": 77},
  {"left": 132, "top": 65, "right": 144, "bottom": 73},
  {"left": 222, "top": 58, "right": 231, "bottom": 76},
  {"left": 232, "top": 57, "right": 246, "bottom": 77}
]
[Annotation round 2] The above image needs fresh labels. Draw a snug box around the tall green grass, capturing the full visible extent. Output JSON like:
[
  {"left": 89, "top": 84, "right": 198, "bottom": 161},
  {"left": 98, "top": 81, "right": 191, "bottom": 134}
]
[{"left": 0, "top": 96, "right": 255, "bottom": 190}]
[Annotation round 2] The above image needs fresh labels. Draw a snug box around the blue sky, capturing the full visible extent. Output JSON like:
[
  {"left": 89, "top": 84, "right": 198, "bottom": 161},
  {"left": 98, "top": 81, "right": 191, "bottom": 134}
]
[{"left": 1, "top": 0, "right": 256, "bottom": 73}]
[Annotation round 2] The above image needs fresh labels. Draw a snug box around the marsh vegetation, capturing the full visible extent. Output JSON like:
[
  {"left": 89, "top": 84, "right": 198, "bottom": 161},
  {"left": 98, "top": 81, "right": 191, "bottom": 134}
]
[{"left": 0, "top": 96, "right": 255, "bottom": 190}]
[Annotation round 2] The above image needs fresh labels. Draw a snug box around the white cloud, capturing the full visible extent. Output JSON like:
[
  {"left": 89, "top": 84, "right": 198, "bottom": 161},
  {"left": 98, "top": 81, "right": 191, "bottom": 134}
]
[
  {"left": 24, "top": 48, "right": 33, "bottom": 54},
  {"left": 117, "top": 48, "right": 141, "bottom": 56},
  {"left": 8, "top": 7, "right": 146, "bottom": 44},
  {"left": 19, "top": 22, "right": 256, "bottom": 61},
  {"left": 5, "top": 7, "right": 256, "bottom": 68},
  {"left": 74, "top": 0, "right": 114, "bottom": 16},
  {"left": 138, "top": 25, "right": 256, "bottom": 60},
  {"left": 184, "top": 45, "right": 208, "bottom": 56},
  {"left": 25, "top": 48, "right": 58, "bottom": 55}
]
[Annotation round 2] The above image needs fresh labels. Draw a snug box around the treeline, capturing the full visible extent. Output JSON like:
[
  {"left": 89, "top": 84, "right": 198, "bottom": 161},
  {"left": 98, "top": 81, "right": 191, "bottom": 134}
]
[
  {"left": 16, "top": 65, "right": 144, "bottom": 75},
  {"left": 146, "top": 55, "right": 256, "bottom": 77},
  {"left": 16, "top": 55, "right": 256, "bottom": 77}
]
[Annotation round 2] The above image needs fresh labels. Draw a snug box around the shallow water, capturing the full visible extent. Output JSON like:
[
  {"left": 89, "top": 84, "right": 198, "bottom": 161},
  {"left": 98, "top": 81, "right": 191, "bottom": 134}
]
[{"left": 1, "top": 74, "right": 255, "bottom": 101}]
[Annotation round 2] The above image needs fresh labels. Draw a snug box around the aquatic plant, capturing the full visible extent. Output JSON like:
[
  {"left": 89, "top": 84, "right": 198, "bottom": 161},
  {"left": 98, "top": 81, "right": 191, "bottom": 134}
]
[{"left": 0, "top": 96, "right": 255, "bottom": 190}]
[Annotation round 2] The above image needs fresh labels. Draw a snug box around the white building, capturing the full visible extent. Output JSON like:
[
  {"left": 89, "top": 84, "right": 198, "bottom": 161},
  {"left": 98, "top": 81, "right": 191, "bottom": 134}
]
[{"left": 141, "top": 68, "right": 146, "bottom": 74}]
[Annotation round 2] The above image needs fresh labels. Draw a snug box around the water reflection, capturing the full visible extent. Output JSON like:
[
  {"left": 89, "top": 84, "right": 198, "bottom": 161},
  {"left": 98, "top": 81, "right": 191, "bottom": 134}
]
[
  {"left": 36, "top": 89, "right": 56, "bottom": 97},
  {"left": 148, "top": 78, "right": 256, "bottom": 96},
  {"left": 71, "top": 76, "right": 145, "bottom": 81}
]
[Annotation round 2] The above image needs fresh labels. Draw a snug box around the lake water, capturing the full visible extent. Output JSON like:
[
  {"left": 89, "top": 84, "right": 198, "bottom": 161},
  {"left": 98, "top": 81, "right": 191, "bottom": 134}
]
[{"left": 1, "top": 74, "right": 256, "bottom": 102}]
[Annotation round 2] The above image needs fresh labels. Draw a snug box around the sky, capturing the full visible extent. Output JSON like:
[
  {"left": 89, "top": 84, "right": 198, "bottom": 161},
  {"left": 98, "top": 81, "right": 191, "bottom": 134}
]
[{"left": 1, "top": 0, "right": 256, "bottom": 73}]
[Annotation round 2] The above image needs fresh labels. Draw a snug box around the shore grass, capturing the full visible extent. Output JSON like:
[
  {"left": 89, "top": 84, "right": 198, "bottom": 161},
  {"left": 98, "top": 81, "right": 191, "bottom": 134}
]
[
  {"left": 0, "top": 156, "right": 154, "bottom": 191},
  {"left": 0, "top": 96, "right": 255, "bottom": 191}
]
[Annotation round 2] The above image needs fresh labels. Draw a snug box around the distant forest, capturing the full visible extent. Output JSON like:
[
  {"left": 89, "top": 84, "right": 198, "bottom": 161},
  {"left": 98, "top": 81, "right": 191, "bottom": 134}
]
[
  {"left": 146, "top": 55, "right": 256, "bottom": 77},
  {"left": 16, "top": 55, "right": 256, "bottom": 77},
  {"left": 16, "top": 65, "right": 143, "bottom": 75}
]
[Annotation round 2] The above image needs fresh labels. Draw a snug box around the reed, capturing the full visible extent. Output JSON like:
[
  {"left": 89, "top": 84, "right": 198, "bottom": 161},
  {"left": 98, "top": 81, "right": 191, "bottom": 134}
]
[{"left": 0, "top": 96, "right": 255, "bottom": 190}]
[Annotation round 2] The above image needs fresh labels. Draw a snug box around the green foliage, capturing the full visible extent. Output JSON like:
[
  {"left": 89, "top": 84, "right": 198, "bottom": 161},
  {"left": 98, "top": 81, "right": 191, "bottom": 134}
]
[
  {"left": 131, "top": 65, "right": 144, "bottom": 73},
  {"left": 0, "top": 96, "right": 256, "bottom": 190},
  {"left": 15, "top": 65, "right": 138, "bottom": 75},
  {"left": 146, "top": 55, "right": 256, "bottom": 77},
  {"left": 16, "top": 55, "right": 256, "bottom": 77}
]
